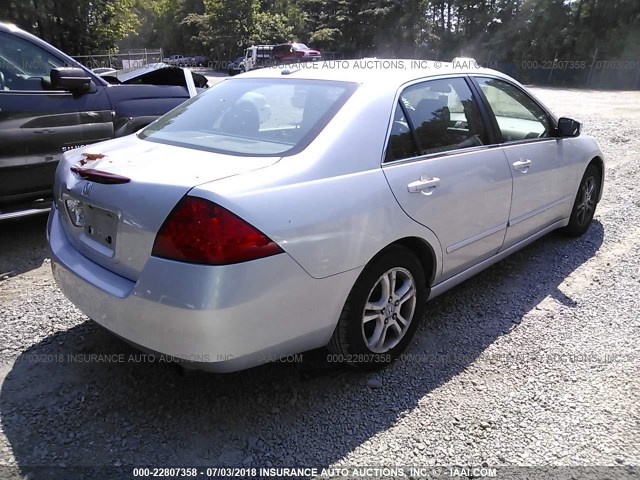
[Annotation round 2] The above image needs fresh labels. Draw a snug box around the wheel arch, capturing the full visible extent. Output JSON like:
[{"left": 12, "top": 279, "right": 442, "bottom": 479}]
[{"left": 383, "top": 236, "right": 438, "bottom": 288}]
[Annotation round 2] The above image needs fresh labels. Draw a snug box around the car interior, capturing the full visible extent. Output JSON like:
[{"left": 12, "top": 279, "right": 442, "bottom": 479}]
[
  {"left": 478, "top": 78, "right": 550, "bottom": 141},
  {"left": 141, "top": 81, "right": 354, "bottom": 156},
  {"left": 0, "top": 33, "right": 65, "bottom": 91},
  {"left": 0, "top": 53, "right": 59, "bottom": 91},
  {"left": 386, "top": 79, "right": 486, "bottom": 161},
  {"left": 219, "top": 99, "right": 261, "bottom": 136},
  {"left": 215, "top": 85, "right": 338, "bottom": 146}
]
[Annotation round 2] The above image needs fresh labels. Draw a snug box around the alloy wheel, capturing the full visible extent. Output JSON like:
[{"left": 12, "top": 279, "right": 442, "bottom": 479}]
[
  {"left": 361, "top": 267, "right": 417, "bottom": 353},
  {"left": 576, "top": 176, "right": 597, "bottom": 226}
]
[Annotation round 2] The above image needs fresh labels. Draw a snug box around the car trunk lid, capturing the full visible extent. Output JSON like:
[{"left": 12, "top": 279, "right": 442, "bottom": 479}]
[{"left": 54, "top": 135, "right": 280, "bottom": 281}]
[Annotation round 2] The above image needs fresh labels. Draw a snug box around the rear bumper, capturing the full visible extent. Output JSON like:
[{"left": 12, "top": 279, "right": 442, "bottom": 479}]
[{"left": 48, "top": 205, "right": 358, "bottom": 372}]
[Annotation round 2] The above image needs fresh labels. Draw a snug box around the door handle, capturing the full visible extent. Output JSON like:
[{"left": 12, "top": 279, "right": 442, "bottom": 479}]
[
  {"left": 513, "top": 159, "right": 532, "bottom": 172},
  {"left": 408, "top": 176, "right": 440, "bottom": 193}
]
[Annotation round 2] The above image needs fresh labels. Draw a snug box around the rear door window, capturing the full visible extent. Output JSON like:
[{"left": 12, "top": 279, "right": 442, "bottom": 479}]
[
  {"left": 385, "top": 103, "right": 419, "bottom": 162},
  {"left": 385, "top": 77, "right": 488, "bottom": 161}
]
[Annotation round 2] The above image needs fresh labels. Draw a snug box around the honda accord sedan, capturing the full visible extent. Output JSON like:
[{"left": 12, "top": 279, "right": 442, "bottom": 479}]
[{"left": 48, "top": 61, "right": 604, "bottom": 372}]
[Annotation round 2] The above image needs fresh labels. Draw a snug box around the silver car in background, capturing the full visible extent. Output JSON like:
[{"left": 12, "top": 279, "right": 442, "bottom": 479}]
[{"left": 48, "top": 61, "right": 604, "bottom": 372}]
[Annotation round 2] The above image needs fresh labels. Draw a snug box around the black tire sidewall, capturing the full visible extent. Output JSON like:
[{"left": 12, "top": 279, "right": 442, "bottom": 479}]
[
  {"left": 337, "top": 246, "right": 427, "bottom": 367},
  {"left": 566, "top": 164, "right": 601, "bottom": 236}
]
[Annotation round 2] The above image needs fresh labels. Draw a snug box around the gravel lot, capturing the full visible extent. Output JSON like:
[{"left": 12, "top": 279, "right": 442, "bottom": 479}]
[{"left": 0, "top": 88, "right": 639, "bottom": 479}]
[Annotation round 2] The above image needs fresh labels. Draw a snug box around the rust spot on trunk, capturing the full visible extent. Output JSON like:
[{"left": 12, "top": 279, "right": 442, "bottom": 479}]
[{"left": 79, "top": 152, "right": 105, "bottom": 165}]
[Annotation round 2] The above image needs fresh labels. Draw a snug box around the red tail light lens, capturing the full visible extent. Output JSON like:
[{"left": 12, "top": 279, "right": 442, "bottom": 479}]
[{"left": 152, "top": 197, "right": 283, "bottom": 265}]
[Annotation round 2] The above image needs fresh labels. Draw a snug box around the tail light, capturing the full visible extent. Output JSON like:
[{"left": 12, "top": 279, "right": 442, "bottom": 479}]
[{"left": 152, "top": 196, "right": 283, "bottom": 265}]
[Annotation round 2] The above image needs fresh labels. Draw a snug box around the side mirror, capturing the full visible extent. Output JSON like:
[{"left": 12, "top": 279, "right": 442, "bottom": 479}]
[
  {"left": 557, "top": 117, "right": 581, "bottom": 137},
  {"left": 50, "top": 67, "right": 91, "bottom": 93}
]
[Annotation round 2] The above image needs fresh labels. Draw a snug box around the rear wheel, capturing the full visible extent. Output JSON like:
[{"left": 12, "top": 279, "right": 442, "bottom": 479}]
[
  {"left": 328, "top": 246, "right": 427, "bottom": 370},
  {"left": 562, "top": 164, "right": 601, "bottom": 237}
]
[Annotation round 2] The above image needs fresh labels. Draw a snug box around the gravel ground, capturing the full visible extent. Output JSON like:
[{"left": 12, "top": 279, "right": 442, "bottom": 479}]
[{"left": 0, "top": 88, "right": 639, "bottom": 479}]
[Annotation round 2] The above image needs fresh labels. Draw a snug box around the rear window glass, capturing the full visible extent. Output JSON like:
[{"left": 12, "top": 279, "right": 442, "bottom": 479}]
[{"left": 139, "top": 78, "right": 357, "bottom": 156}]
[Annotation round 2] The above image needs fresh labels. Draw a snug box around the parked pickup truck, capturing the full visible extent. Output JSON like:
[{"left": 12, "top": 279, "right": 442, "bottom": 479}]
[
  {"left": 0, "top": 23, "right": 207, "bottom": 220},
  {"left": 163, "top": 55, "right": 186, "bottom": 65}
]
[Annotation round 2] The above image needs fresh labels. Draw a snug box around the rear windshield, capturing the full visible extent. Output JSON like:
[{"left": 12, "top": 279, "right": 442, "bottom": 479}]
[{"left": 139, "top": 78, "right": 357, "bottom": 156}]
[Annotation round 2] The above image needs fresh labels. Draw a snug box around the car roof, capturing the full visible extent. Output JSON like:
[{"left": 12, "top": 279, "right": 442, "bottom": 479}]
[
  {"left": 239, "top": 58, "right": 510, "bottom": 86},
  {"left": 0, "top": 22, "right": 22, "bottom": 33}
]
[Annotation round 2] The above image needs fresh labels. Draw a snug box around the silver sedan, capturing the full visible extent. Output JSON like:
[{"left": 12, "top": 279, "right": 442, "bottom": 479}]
[{"left": 48, "top": 60, "right": 604, "bottom": 372}]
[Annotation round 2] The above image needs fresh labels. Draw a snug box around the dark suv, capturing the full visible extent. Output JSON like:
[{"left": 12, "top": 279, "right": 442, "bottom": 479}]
[
  {"left": 270, "top": 43, "right": 321, "bottom": 64},
  {"left": 0, "top": 23, "right": 206, "bottom": 220}
]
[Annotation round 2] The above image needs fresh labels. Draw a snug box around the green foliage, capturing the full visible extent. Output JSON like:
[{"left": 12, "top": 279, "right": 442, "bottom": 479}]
[
  {"left": 250, "top": 11, "right": 293, "bottom": 44},
  {"left": 1, "top": 0, "right": 138, "bottom": 54},
  {"left": 1, "top": 0, "right": 639, "bottom": 72}
]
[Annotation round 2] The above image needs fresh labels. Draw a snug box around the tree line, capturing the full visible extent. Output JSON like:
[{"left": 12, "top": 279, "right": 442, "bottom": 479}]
[{"left": 2, "top": 0, "right": 639, "bottom": 87}]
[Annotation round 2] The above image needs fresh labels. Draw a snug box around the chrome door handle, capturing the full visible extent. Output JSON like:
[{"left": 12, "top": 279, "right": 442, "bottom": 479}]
[
  {"left": 513, "top": 159, "right": 532, "bottom": 172},
  {"left": 408, "top": 177, "right": 440, "bottom": 193}
]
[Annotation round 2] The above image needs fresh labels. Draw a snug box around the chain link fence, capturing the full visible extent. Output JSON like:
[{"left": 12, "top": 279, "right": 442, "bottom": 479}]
[{"left": 72, "top": 49, "right": 164, "bottom": 71}]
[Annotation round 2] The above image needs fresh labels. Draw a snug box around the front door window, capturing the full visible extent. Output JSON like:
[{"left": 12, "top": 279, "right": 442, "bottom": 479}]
[
  {"left": 0, "top": 32, "right": 65, "bottom": 91},
  {"left": 475, "top": 77, "right": 552, "bottom": 142}
]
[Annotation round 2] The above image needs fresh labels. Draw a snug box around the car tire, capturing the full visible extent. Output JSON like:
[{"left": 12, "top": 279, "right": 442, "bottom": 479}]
[
  {"left": 562, "top": 164, "right": 601, "bottom": 237},
  {"left": 328, "top": 246, "right": 427, "bottom": 370}
]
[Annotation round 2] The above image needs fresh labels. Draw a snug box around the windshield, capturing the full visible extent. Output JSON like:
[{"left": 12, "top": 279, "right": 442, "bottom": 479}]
[
  {"left": 292, "top": 43, "right": 310, "bottom": 51},
  {"left": 139, "top": 78, "right": 357, "bottom": 156}
]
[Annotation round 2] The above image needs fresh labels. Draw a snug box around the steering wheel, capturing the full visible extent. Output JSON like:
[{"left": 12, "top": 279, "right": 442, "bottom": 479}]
[{"left": 0, "top": 71, "right": 5, "bottom": 90}]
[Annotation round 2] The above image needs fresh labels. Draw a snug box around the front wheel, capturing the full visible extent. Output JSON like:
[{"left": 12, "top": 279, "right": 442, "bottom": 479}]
[
  {"left": 328, "top": 246, "right": 427, "bottom": 370},
  {"left": 562, "top": 164, "right": 601, "bottom": 237}
]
